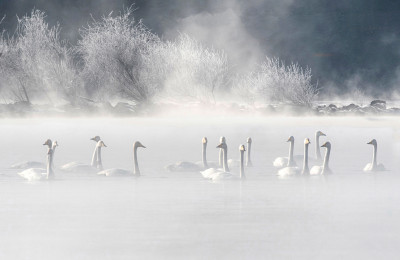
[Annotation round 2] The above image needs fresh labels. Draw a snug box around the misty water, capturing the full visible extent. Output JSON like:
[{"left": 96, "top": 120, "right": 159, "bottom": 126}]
[{"left": 1, "top": 116, "right": 400, "bottom": 259}]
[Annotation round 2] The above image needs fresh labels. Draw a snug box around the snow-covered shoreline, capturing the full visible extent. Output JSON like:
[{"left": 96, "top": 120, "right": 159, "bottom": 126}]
[{"left": 0, "top": 99, "right": 399, "bottom": 117}]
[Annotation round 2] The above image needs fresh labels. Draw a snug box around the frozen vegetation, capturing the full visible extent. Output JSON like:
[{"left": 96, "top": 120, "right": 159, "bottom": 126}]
[{"left": 0, "top": 7, "right": 327, "bottom": 116}]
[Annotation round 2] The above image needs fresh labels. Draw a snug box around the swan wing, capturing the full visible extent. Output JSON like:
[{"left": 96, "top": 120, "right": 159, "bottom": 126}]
[
  {"left": 310, "top": 166, "right": 323, "bottom": 175},
  {"left": 11, "top": 161, "right": 45, "bottom": 169},
  {"left": 165, "top": 161, "right": 201, "bottom": 172},
  {"left": 278, "top": 167, "right": 299, "bottom": 177},
  {"left": 97, "top": 168, "right": 131, "bottom": 177},
  {"left": 273, "top": 157, "right": 288, "bottom": 168},
  {"left": 18, "top": 168, "right": 46, "bottom": 181}
]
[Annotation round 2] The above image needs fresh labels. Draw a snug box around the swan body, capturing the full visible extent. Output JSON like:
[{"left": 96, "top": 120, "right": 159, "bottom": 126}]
[
  {"left": 18, "top": 168, "right": 47, "bottom": 181},
  {"left": 165, "top": 161, "right": 201, "bottom": 172},
  {"left": 274, "top": 136, "right": 296, "bottom": 168},
  {"left": 61, "top": 139, "right": 106, "bottom": 173},
  {"left": 99, "top": 141, "right": 145, "bottom": 177},
  {"left": 202, "top": 142, "right": 246, "bottom": 181},
  {"left": 202, "top": 141, "right": 232, "bottom": 180},
  {"left": 363, "top": 139, "right": 385, "bottom": 172},
  {"left": 166, "top": 137, "right": 212, "bottom": 172},
  {"left": 97, "top": 168, "right": 132, "bottom": 177},
  {"left": 18, "top": 139, "right": 55, "bottom": 181},
  {"left": 310, "top": 141, "right": 332, "bottom": 175},
  {"left": 278, "top": 138, "right": 311, "bottom": 177}
]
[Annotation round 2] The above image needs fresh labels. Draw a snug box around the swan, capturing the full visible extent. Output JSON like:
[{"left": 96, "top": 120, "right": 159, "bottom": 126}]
[
  {"left": 98, "top": 141, "right": 146, "bottom": 177},
  {"left": 278, "top": 138, "right": 311, "bottom": 177},
  {"left": 60, "top": 139, "right": 106, "bottom": 173},
  {"left": 18, "top": 139, "right": 55, "bottom": 181},
  {"left": 11, "top": 140, "right": 59, "bottom": 170},
  {"left": 363, "top": 139, "right": 385, "bottom": 172},
  {"left": 165, "top": 137, "right": 216, "bottom": 172},
  {"left": 201, "top": 141, "right": 247, "bottom": 181},
  {"left": 310, "top": 142, "right": 332, "bottom": 175},
  {"left": 273, "top": 136, "right": 296, "bottom": 168}
]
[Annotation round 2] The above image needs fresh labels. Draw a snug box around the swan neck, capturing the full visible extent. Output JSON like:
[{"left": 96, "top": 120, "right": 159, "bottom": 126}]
[
  {"left": 302, "top": 143, "right": 309, "bottom": 174},
  {"left": 202, "top": 143, "right": 208, "bottom": 169},
  {"left": 322, "top": 146, "right": 331, "bottom": 171},
  {"left": 288, "top": 140, "right": 294, "bottom": 166},
  {"left": 372, "top": 144, "right": 377, "bottom": 168},
  {"left": 219, "top": 147, "right": 223, "bottom": 167},
  {"left": 96, "top": 146, "right": 103, "bottom": 170},
  {"left": 91, "top": 143, "right": 98, "bottom": 167},
  {"left": 47, "top": 148, "right": 54, "bottom": 179},
  {"left": 240, "top": 150, "right": 245, "bottom": 179},
  {"left": 315, "top": 134, "right": 321, "bottom": 160},
  {"left": 133, "top": 146, "right": 140, "bottom": 176},
  {"left": 246, "top": 142, "right": 252, "bottom": 166},
  {"left": 223, "top": 147, "right": 230, "bottom": 172}
]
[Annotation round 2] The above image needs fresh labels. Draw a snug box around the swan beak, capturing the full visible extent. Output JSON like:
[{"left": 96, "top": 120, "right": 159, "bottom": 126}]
[
  {"left": 320, "top": 132, "right": 326, "bottom": 136},
  {"left": 367, "top": 141, "right": 372, "bottom": 145},
  {"left": 142, "top": 145, "right": 146, "bottom": 148},
  {"left": 286, "top": 138, "right": 290, "bottom": 142},
  {"left": 321, "top": 143, "right": 326, "bottom": 147},
  {"left": 216, "top": 143, "right": 223, "bottom": 148}
]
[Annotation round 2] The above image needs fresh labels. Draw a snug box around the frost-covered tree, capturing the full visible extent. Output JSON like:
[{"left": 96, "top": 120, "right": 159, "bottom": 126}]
[
  {"left": 0, "top": 10, "right": 79, "bottom": 104},
  {"left": 159, "top": 34, "right": 230, "bottom": 104},
  {"left": 234, "top": 57, "right": 318, "bottom": 107},
  {"left": 78, "top": 7, "right": 161, "bottom": 104}
]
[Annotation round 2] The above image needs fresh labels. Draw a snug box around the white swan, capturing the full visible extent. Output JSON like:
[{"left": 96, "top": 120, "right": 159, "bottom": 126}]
[
  {"left": 61, "top": 139, "right": 106, "bottom": 173},
  {"left": 310, "top": 142, "right": 332, "bottom": 175},
  {"left": 11, "top": 140, "right": 59, "bottom": 170},
  {"left": 273, "top": 136, "right": 296, "bottom": 168},
  {"left": 363, "top": 139, "right": 385, "bottom": 172},
  {"left": 201, "top": 141, "right": 246, "bottom": 181},
  {"left": 165, "top": 137, "right": 216, "bottom": 172},
  {"left": 98, "top": 141, "right": 146, "bottom": 177},
  {"left": 278, "top": 138, "right": 311, "bottom": 177},
  {"left": 18, "top": 139, "right": 55, "bottom": 181}
]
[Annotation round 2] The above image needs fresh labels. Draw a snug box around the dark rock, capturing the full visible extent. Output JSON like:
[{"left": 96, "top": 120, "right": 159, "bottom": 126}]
[
  {"left": 370, "top": 100, "right": 386, "bottom": 110},
  {"left": 341, "top": 103, "right": 360, "bottom": 111}
]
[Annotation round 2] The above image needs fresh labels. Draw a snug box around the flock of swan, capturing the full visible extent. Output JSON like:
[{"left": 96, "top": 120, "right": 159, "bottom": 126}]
[{"left": 13, "top": 131, "right": 385, "bottom": 181}]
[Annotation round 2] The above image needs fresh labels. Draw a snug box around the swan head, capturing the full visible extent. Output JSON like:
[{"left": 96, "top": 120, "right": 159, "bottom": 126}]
[
  {"left": 134, "top": 141, "right": 146, "bottom": 149},
  {"left": 316, "top": 131, "right": 326, "bottom": 137},
  {"left": 97, "top": 140, "right": 107, "bottom": 147},
  {"left": 247, "top": 137, "right": 252, "bottom": 143},
  {"left": 43, "top": 139, "right": 52, "bottom": 148},
  {"left": 321, "top": 141, "right": 331, "bottom": 148},
  {"left": 367, "top": 139, "right": 377, "bottom": 146},
  {"left": 90, "top": 136, "right": 101, "bottom": 142},
  {"left": 304, "top": 138, "right": 311, "bottom": 145},
  {"left": 239, "top": 144, "right": 246, "bottom": 152},
  {"left": 219, "top": 136, "right": 226, "bottom": 143},
  {"left": 287, "top": 136, "right": 294, "bottom": 142},
  {"left": 202, "top": 137, "right": 208, "bottom": 144},
  {"left": 217, "top": 142, "right": 227, "bottom": 149}
]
